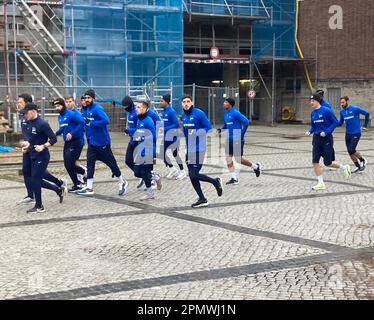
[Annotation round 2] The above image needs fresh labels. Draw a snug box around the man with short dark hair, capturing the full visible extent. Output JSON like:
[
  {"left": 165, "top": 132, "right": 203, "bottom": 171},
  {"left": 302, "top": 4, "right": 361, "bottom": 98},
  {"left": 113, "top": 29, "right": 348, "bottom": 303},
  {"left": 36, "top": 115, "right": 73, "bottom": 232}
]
[
  {"left": 65, "top": 95, "right": 87, "bottom": 184},
  {"left": 305, "top": 94, "right": 351, "bottom": 191},
  {"left": 181, "top": 94, "right": 223, "bottom": 208},
  {"left": 218, "top": 98, "right": 261, "bottom": 185},
  {"left": 338, "top": 96, "right": 369, "bottom": 173},
  {"left": 133, "top": 100, "right": 162, "bottom": 200},
  {"left": 77, "top": 89, "right": 128, "bottom": 196}
]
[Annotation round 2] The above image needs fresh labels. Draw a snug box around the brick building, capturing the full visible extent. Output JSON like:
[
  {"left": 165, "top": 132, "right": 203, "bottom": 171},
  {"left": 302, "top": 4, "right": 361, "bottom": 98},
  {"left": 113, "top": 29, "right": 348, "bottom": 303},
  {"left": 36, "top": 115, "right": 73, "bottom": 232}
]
[{"left": 298, "top": 0, "right": 374, "bottom": 118}]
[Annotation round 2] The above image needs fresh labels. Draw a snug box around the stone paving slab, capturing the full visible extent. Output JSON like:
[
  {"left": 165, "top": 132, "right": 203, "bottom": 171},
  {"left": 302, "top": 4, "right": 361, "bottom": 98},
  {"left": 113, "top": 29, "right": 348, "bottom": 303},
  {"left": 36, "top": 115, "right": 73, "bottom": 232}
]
[{"left": 0, "top": 125, "right": 373, "bottom": 300}]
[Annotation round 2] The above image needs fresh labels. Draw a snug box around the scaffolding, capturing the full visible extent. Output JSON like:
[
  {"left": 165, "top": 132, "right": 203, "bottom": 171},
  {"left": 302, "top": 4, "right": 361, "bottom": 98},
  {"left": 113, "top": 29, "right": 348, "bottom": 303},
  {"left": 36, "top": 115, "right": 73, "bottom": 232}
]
[
  {"left": 64, "top": 0, "right": 184, "bottom": 108},
  {"left": 1, "top": 0, "right": 312, "bottom": 126}
]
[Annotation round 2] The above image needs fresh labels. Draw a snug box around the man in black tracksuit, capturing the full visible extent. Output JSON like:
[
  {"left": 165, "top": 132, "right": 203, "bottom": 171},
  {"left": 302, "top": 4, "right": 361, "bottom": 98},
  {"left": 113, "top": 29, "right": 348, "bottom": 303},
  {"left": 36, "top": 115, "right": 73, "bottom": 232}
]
[
  {"left": 22, "top": 103, "right": 63, "bottom": 213},
  {"left": 17, "top": 94, "right": 67, "bottom": 205}
]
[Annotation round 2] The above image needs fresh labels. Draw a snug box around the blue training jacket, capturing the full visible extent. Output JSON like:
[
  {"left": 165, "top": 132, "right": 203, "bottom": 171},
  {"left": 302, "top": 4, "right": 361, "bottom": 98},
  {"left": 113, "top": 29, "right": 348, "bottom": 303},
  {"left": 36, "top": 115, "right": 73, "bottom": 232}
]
[
  {"left": 56, "top": 109, "right": 85, "bottom": 143},
  {"left": 181, "top": 107, "right": 212, "bottom": 153},
  {"left": 126, "top": 104, "right": 138, "bottom": 142},
  {"left": 84, "top": 102, "right": 111, "bottom": 147},
  {"left": 147, "top": 108, "right": 161, "bottom": 126},
  {"left": 321, "top": 99, "right": 332, "bottom": 109},
  {"left": 72, "top": 108, "right": 85, "bottom": 146},
  {"left": 309, "top": 106, "right": 339, "bottom": 135},
  {"left": 81, "top": 106, "right": 90, "bottom": 143},
  {"left": 161, "top": 105, "right": 180, "bottom": 142},
  {"left": 133, "top": 114, "right": 156, "bottom": 160},
  {"left": 339, "top": 105, "right": 370, "bottom": 134},
  {"left": 222, "top": 107, "right": 249, "bottom": 142}
]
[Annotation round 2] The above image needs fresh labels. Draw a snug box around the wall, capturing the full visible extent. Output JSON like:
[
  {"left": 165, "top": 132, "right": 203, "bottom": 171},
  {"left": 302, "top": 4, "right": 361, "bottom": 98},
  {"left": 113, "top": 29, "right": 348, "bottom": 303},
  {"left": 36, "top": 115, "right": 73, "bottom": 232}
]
[{"left": 298, "top": 0, "right": 374, "bottom": 80}]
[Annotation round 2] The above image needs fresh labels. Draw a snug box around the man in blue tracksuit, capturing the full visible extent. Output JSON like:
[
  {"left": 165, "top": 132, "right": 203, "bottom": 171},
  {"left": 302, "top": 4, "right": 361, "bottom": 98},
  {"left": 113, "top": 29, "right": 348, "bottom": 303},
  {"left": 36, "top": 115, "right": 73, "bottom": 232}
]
[
  {"left": 122, "top": 96, "right": 138, "bottom": 174},
  {"left": 181, "top": 94, "right": 223, "bottom": 208},
  {"left": 305, "top": 94, "right": 351, "bottom": 191},
  {"left": 22, "top": 103, "right": 63, "bottom": 213},
  {"left": 54, "top": 98, "right": 86, "bottom": 192},
  {"left": 133, "top": 100, "right": 162, "bottom": 200},
  {"left": 217, "top": 98, "right": 261, "bottom": 185},
  {"left": 65, "top": 95, "right": 87, "bottom": 185},
  {"left": 159, "top": 94, "right": 186, "bottom": 180},
  {"left": 77, "top": 89, "right": 128, "bottom": 196},
  {"left": 338, "top": 96, "right": 370, "bottom": 173},
  {"left": 17, "top": 94, "right": 66, "bottom": 206}
]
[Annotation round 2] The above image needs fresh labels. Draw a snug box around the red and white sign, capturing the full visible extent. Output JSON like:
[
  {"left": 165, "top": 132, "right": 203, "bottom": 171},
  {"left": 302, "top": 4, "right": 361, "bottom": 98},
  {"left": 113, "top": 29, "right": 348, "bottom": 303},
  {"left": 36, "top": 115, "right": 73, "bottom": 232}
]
[
  {"left": 210, "top": 47, "right": 220, "bottom": 59},
  {"left": 247, "top": 90, "right": 256, "bottom": 99}
]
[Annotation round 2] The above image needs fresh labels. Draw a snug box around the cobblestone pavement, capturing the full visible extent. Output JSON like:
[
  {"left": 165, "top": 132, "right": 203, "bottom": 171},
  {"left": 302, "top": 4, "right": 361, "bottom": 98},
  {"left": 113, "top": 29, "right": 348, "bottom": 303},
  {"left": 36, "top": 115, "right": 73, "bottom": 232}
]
[{"left": 0, "top": 125, "right": 373, "bottom": 300}]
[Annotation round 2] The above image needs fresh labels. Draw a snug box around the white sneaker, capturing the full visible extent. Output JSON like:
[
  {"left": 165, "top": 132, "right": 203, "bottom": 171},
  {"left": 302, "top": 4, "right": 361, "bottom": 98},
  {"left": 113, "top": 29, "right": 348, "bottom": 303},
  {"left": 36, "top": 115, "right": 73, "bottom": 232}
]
[
  {"left": 16, "top": 196, "right": 35, "bottom": 205},
  {"left": 140, "top": 192, "right": 155, "bottom": 201},
  {"left": 153, "top": 174, "right": 162, "bottom": 190},
  {"left": 166, "top": 166, "right": 178, "bottom": 179},
  {"left": 312, "top": 182, "right": 326, "bottom": 191},
  {"left": 175, "top": 169, "right": 187, "bottom": 180}
]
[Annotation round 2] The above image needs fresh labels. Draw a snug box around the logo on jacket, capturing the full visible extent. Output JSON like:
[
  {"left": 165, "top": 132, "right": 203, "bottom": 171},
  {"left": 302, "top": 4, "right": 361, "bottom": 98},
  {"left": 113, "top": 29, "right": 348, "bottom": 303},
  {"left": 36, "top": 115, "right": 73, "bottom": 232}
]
[{"left": 32, "top": 127, "right": 37, "bottom": 134}]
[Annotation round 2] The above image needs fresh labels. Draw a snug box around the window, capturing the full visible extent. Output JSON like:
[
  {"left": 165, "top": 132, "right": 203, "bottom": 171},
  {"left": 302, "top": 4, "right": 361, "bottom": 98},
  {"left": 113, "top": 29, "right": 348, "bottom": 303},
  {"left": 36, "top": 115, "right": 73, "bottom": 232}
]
[{"left": 326, "top": 88, "right": 342, "bottom": 111}]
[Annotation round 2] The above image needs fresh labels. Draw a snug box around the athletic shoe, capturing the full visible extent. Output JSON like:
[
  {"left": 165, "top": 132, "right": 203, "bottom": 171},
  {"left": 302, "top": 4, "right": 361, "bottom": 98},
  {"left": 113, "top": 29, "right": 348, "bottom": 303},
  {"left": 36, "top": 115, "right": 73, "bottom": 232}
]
[
  {"left": 215, "top": 177, "right": 223, "bottom": 197},
  {"left": 253, "top": 163, "right": 262, "bottom": 177},
  {"left": 191, "top": 198, "right": 209, "bottom": 208},
  {"left": 137, "top": 179, "right": 145, "bottom": 189},
  {"left": 342, "top": 165, "right": 351, "bottom": 179},
  {"left": 57, "top": 188, "right": 64, "bottom": 203},
  {"left": 175, "top": 169, "right": 187, "bottom": 180},
  {"left": 153, "top": 174, "right": 162, "bottom": 190},
  {"left": 61, "top": 179, "right": 68, "bottom": 196},
  {"left": 68, "top": 185, "right": 83, "bottom": 193},
  {"left": 140, "top": 192, "right": 155, "bottom": 201},
  {"left": 118, "top": 180, "right": 129, "bottom": 196},
  {"left": 16, "top": 196, "right": 35, "bottom": 205},
  {"left": 361, "top": 157, "right": 367, "bottom": 166},
  {"left": 26, "top": 205, "right": 45, "bottom": 214},
  {"left": 312, "top": 182, "right": 326, "bottom": 191},
  {"left": 166, "top": 166, "right": 179, "bottom": 179},
  {"left": 352, "top": 167, "right": 362, "bottom": 174},
  {"left": 77, "top": 188, "right": 94, "bottom": 196},
  {"left": 360, "top": 158, "right": 367, "bottom": 171},
  {"left": 226, "top": 178, "right": 239, "bottom": 185}
]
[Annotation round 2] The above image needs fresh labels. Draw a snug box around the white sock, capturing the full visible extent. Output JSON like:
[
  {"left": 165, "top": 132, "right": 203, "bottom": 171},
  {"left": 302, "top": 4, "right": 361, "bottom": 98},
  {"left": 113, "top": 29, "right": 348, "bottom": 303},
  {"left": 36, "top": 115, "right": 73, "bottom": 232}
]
[
  {"left": 251, "top": 163, "right": 259, "bottom": 170},
  {"left": 87, "top": 178, "right": 93, "bottom": 189},
  {"left": 146, "top": 187, "right": 154, "bottom": 195},
  {"left": 118, "top": 175, "right": 124, "bottom": 185},
  {"left": 317, "top": 175, "right": 324, "bottom": 184},
  {"left": 152, "top": 174, "right": 160, "bottom": 182},
  {"left": 230, "top": 171, "right": 237, "bottom": 180}
]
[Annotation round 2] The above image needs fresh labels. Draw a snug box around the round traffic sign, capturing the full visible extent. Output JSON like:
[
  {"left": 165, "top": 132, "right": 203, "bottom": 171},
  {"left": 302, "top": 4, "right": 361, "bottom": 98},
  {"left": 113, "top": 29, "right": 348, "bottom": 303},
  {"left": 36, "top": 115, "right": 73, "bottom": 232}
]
[{"left": 247, "top": 90, "right": 256, "bottom": 99}]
